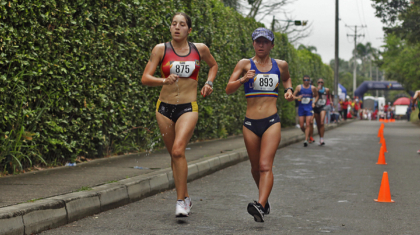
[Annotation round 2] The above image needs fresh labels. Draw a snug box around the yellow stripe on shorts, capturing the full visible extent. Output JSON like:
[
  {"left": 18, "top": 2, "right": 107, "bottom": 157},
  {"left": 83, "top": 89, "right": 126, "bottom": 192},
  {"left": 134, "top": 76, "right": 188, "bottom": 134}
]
[
  {"left": 156, "top": 99, "right": 161, "bottom": 112},
  {"left": 191, "top": 101, "right": 198, "bottom": 112}
]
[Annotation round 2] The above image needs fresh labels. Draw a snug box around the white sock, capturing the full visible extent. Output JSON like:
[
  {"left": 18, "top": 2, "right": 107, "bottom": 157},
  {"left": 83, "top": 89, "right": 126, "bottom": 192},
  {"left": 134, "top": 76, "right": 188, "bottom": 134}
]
[{"left": 320, "top": 137, "right": 324, "bottom": 143}]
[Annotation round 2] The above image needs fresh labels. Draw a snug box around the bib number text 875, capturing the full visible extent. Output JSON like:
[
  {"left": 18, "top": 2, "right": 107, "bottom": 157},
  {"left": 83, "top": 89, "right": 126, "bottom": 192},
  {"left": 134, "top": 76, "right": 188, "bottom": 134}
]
[{"left": 175, "top": 64, "right": 190, "bottom": 74}]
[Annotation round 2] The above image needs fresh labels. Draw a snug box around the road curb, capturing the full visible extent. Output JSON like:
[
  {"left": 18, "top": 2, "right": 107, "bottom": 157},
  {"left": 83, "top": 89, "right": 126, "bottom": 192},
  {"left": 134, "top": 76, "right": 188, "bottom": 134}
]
[{"left": 0, "top": 120, "right": 353, "bottom": 235}]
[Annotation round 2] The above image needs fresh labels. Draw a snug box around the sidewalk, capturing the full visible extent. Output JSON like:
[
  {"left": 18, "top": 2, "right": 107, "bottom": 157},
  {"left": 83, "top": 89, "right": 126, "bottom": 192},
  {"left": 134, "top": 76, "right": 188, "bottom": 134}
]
[{"left": 0, "top": 121, "right": 352, "bottom": 235}]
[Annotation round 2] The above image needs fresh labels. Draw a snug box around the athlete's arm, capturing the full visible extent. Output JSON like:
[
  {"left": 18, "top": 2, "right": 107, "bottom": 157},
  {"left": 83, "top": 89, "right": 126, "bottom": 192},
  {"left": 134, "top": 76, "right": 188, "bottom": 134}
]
[
  {"left": 141, "top": 44, "right": 178, "bottom": 86},
  {"left": 225, "top": 59, "right": 254, "bottom": 95},
  {"left": 412, "top": 90, "right": 420, "bottom": 110},
  {"left": 293, "top": 85, "right": 302, "bottom": 100},
  {"left": 196, "top": 43, "right": 218, "bottom": 97},
  {"left": 312, "top": 86, "right": 319, "bottom": 108},
  {"left": 277, "top": 60, "right": 293, "bottom": 101}
]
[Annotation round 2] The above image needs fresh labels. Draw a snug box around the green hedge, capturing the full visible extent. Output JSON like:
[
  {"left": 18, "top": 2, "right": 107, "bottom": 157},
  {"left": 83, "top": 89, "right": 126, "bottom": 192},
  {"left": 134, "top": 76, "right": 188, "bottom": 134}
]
[{"left": 0, "top": 0, "right": 332, "bottom": 173}]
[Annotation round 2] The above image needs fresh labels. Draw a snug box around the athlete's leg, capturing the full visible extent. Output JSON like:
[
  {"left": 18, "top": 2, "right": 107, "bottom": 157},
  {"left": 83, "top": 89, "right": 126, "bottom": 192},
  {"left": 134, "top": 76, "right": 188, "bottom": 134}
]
[
  {"left": 257, "top": 123, "right": 281, "bottom": 208},
  {"left": 309, "top": 115, "right": 314, "bottom": 140},
  {"left": 305, "top": 116, "right": 311, "bottom": 141},
  {"left": 314, "top": 112, "right": 321, "bottom": 137},
  {"left": 299, "top": 116, "right": 306, "bottom": 134},
  {"left": 168, "top": 112, "right": 198, "bottom": 200},
  {"left": 156, "top": 111, "right": 176, "bottom": 160},
  {"left": 243, "top": 126, "right": 262, "bottom": 188},
  {"left": 319, "top": 110, "right": 326, "bottom": 138}
]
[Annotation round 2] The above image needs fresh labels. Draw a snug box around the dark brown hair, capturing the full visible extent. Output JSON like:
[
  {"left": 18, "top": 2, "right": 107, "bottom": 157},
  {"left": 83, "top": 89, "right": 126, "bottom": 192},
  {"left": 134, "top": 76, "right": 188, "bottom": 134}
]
[{"left": 172, "top": 12, "right": 192, "bottom": 29}]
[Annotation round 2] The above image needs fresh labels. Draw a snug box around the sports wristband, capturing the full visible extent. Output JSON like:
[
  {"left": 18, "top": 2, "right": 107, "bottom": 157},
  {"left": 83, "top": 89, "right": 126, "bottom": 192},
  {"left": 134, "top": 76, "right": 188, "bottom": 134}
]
[{"left": 284, "top": 87, "right": 294, "bottom": 94}]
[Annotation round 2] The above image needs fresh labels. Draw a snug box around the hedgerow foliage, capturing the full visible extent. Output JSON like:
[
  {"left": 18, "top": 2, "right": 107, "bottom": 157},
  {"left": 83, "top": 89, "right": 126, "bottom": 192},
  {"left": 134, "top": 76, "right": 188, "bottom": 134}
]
[{"left": 0, "top": 0, "right": 331, "bottom": 173}]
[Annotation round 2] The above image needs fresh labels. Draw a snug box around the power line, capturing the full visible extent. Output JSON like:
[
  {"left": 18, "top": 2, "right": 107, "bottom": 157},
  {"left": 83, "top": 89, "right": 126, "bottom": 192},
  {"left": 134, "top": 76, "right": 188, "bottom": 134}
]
[
  {"left": 358, "top": 0, "right": 372, "bottom": 42},
  {"left": 354, "top": 0, "right": 364, "bottom": 26},
  {"left": 346, "top": 24, "right": 366, "bottom": 97}
]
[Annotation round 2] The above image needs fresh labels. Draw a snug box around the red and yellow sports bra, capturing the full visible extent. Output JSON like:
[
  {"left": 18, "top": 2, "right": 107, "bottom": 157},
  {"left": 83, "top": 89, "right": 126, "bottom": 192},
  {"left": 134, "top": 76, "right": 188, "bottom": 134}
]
[{"left": 160, "top": 42, "right": 201, "bottom": 81}]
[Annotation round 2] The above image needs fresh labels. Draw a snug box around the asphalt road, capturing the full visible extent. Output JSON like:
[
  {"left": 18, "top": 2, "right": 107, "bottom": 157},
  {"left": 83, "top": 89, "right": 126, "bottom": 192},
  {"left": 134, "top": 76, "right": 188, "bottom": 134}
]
[{"left": 41, "top": 121, "right": 420, "bottom": 235}]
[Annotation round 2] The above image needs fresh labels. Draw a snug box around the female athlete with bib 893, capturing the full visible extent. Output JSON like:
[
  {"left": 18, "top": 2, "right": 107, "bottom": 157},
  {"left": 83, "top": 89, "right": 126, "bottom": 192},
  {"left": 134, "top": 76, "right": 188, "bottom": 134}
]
[
  {"left": 141, "top": 12, "right": 218, "bottom": 217},
  {"left": 225, "top": 28, "right": 294, "bottom": 222}
]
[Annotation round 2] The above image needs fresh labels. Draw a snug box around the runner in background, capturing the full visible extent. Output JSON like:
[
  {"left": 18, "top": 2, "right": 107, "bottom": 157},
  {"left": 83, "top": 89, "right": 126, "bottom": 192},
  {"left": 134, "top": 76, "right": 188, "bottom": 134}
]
[
  {"left": 308, "top": 79, "right": 315, "bottom": 144},
  {"left": 293, "top": 76, "right": 318, "bottom": 147},
  {"left": 313, "top": 78, "right": 331, "bottom": 145},
  {"left": 411, "top": 90, "right": 420, "bottom": 153}
]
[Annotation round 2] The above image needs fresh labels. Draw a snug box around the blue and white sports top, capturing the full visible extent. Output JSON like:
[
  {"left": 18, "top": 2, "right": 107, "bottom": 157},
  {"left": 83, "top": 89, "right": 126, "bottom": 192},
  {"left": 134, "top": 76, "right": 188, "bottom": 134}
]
[
  {"left": 244, "top": 58, "right": 280, "bottom": 98},
  {"left": 316, "top": 86, "right": 327, "bottom": 107},
  {"left": 298, "top": 84, "right": 313, "bottom": 106}
]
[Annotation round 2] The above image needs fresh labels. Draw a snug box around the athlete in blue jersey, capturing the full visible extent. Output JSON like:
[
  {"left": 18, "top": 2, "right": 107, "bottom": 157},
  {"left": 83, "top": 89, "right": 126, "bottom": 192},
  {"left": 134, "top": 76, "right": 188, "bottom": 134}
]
[
  {"left": 293, "top": 75, "right": 318, "bottom": 147},
  {"left": 226, "top": 28, "right": 294, "bottom": 222}
]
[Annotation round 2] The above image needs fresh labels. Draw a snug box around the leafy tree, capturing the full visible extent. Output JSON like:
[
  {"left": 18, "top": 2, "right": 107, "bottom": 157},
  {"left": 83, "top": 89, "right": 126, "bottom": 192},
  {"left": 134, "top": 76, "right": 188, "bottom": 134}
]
[
  {"left": 380, "top": 34, "right": 420, "bottom": 91},
  {"left": 221, "top": 0, "right": 241, "bottom": 11},
  {"left": 372, "top": 0, "right": 420, "bottom": 44}
]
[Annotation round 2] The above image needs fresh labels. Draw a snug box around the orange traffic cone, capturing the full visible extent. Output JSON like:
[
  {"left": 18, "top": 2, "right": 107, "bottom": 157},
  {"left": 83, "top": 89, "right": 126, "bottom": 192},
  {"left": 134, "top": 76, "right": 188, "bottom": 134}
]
[
  {"left": 379, "top": 118, "right": 383, "bottom": 122},
  {"left": 376, "top": 145, "right": 387, "bottom": 165},
  {"left": 378, "top": 128, "right": 384, "bottom": 138},
  {"left": 380, "top": 138, "right": 388, "bottom": 153},
  {"left": 391, "top": 119, "right": 395, "bottom": 122},
  {"left": 374, "top": 171, "right": 395, "bottom": 203},
  {"left": 377, "top": 125, "right": 384, "bottom": 138},
  {"left": 384, "top": 119, "right": 389, "bottom": 123}
]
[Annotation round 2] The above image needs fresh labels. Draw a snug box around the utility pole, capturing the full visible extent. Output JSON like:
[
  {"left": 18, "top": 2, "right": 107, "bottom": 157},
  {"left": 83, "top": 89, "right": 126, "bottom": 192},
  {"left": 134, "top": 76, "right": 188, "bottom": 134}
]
[
  {"left": 334, "top": 0, "right": 339, "bottom": 107},
  {"left": 376, "top": 67, "right": 379, "bottom": 97},
  {"left": 346, "top": 25, "right": 365, "bottom": 97}
]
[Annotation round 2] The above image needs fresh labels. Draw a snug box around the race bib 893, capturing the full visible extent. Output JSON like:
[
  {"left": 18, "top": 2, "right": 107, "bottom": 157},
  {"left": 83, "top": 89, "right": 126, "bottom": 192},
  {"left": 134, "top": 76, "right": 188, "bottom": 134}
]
[
  {"left": 170, "top": 61, "right": 195, "bottom": 77},
  {"left": 253, "top": 74, "right": 279, "bottom": 91}
]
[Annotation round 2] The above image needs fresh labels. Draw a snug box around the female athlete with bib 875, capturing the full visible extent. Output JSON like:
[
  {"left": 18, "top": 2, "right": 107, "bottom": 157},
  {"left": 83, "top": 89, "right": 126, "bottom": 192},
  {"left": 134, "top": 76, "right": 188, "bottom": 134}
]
[
  {"left": 141, "top": 12, "right": 218, "bottom": 217},
  {"left": 225, "top": 28, "right": 294, "bottom": 222}
]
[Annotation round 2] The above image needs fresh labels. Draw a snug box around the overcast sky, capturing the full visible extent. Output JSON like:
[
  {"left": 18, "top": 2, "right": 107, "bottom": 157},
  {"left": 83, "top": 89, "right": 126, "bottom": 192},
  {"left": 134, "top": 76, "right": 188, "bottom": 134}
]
[{"left": 264, "top": 0, "right": 386, "bottom": 64}]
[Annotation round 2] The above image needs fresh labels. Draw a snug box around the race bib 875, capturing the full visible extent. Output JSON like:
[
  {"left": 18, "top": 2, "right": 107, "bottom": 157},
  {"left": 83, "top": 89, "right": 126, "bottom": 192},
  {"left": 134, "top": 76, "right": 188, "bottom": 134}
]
[
  {"left": 253, "top": 74, "right": 279, "bottom": 91},
  {"left": 170, "top": 61, "right": 195, "bottom": 78}
]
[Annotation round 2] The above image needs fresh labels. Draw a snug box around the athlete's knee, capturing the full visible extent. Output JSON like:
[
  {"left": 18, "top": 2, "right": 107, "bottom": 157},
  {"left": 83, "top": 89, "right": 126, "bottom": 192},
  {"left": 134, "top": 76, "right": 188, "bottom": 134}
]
[
  {"left": 171, "top": 146, "right": 185, "bottom": 159},
  {"left": 259, "top": 163, "right": 272, "bottom": 173}
]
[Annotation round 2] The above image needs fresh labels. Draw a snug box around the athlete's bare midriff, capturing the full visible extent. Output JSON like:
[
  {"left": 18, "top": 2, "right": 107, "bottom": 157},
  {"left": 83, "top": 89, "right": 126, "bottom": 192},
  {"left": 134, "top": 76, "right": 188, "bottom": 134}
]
[
  {"left": 246, "top": 97, "right": 278, "bottom": 119},
  {"left": 159, "top": 78, "right": 198, "bottom": 104}
]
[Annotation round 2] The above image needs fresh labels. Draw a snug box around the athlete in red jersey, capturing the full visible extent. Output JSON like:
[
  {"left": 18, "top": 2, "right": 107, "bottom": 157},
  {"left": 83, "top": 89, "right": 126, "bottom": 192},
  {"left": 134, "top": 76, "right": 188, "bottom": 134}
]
[{"left": 141, "top": 12, "right": 218, "bottom": 217}]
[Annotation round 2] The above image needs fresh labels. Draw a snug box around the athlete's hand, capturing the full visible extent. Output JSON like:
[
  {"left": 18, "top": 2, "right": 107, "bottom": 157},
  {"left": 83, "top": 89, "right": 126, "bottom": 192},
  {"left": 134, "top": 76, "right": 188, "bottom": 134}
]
[
  {"left": 201, "top": 84, "right": 213, "bottom": 97},
  {"left": 240, "top": 70, "right": 256, "bottom": 83},
  {"left": 312, "top": 103, "right": 315, "bottom": 108},
  {"left": 284, "top": 90, "right": 294, "bottom": 101},
  {"left": 164, "top": 74, "right": 179, "bottom": 85}
]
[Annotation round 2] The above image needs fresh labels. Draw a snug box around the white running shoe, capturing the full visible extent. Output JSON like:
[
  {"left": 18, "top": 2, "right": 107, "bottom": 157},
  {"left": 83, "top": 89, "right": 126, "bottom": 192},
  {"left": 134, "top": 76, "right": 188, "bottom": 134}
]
[
  {"left": 417, "top": 149, "right": 420, "bottom": 154},
  {"left": 184, "top": 197, "right": 192, "bottom": 214},
  {"left": 175, "top": 200, "right": 188, "bottom": 217}
]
